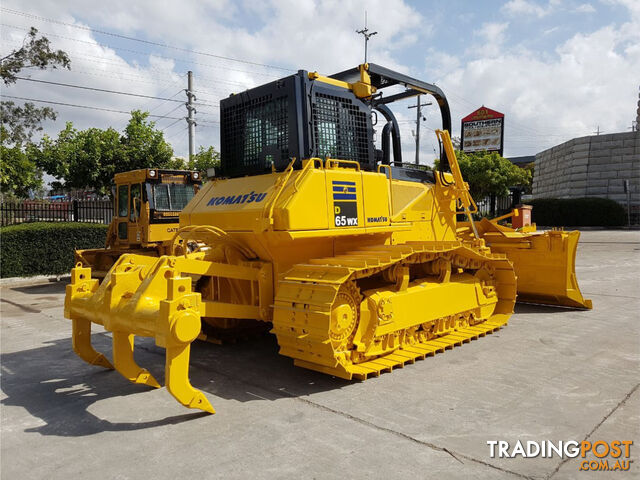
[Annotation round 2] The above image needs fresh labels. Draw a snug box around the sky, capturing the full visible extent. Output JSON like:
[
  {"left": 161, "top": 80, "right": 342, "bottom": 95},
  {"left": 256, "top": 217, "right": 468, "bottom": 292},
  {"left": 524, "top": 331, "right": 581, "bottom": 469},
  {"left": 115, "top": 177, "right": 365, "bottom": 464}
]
[{"left": 1, "top": 0, "right": 639, "bottom": 167}]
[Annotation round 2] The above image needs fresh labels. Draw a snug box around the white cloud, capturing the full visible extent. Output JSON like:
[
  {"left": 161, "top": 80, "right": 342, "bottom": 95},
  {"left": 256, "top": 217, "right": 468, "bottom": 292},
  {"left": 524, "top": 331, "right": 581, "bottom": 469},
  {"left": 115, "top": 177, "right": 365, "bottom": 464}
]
[
  {"left": 502, "top": 0, "right": 551, "bottom": 18},
  {"left": 473, "top": 22, "right": 510, "bottom": 57},
  {"left": 430, "top": 9, "right": 640, "bottom": 158},
  {"left": 600, "top": 0, "right": 640, "bottom": 18},
  {"left": 574, "top": 3, "right": 596, "bottom": 13},
  {"left": 0, "top": 0, "right": 427, "bottom": 159},
  {"left": 1, "top": 0, "right": 637, "bottom": 167}
]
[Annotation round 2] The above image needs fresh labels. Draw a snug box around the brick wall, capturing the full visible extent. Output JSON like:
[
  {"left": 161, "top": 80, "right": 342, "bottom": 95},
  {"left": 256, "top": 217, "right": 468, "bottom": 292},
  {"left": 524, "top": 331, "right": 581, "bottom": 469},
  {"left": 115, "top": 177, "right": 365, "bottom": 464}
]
[{"left": 533, "top": 131, "right": 640, "bottom": 207}]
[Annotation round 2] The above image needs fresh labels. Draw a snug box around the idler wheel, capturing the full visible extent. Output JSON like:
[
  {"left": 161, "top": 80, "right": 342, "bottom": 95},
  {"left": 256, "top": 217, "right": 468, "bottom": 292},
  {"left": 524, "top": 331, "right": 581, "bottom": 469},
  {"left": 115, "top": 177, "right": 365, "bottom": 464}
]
[{"left": 329, "top": 282, "right": 361, "bottom": 347}]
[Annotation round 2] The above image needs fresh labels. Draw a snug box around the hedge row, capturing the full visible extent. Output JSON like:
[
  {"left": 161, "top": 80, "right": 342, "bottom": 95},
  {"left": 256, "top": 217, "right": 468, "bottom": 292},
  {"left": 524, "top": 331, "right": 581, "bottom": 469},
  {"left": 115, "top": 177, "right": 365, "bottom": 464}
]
[
  {"left": 529, "top": 197, "right": 626, "bottom": 227},
  {"left": 0, "top": 222, "right": 108, "bottom": 278}
]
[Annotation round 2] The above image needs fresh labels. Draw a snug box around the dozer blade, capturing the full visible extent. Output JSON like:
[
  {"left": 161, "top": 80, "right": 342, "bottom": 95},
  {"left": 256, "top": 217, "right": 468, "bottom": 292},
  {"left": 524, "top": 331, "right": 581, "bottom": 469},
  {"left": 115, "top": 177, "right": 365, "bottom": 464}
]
[
  {"left": 65, "top": 255, "right": 215, "bottom": 414},
  {"left": 473, "top": 218, "right": 592, "bottom": 309}
]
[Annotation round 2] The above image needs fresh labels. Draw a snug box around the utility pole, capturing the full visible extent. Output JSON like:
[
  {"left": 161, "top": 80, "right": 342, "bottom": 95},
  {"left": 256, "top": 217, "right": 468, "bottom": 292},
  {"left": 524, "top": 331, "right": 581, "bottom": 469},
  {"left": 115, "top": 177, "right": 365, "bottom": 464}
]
[
  {"left": 186, "top": 71, "right": 196, "bottom": 160},
  {"left": 356, "top": 12, "right": 377, "bottom": 64},
  {"left": 593, "top": 125, "right": 602, "bottom": 135},
  {"left": 408, "top": 95, "right": 432, "bottom": 164}
]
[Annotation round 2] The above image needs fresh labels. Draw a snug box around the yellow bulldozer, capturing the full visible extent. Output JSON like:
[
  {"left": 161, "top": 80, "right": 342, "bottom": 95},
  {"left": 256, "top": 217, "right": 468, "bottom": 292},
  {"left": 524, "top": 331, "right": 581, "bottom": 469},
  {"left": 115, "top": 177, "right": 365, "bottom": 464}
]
[
  {"left": 65, "top": 63, "right": 591, "bottom": 414},
  {"left": 75, "top": 168, "right": 202, "bottom": 278}
]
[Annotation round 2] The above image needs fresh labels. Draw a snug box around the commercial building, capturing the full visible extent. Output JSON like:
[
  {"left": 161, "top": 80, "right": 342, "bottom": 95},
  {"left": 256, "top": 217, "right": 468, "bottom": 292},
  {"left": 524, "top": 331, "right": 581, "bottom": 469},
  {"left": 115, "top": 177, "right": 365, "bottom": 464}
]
[{"left": 532, "top": 131, "right": 639, "bottom": 217}]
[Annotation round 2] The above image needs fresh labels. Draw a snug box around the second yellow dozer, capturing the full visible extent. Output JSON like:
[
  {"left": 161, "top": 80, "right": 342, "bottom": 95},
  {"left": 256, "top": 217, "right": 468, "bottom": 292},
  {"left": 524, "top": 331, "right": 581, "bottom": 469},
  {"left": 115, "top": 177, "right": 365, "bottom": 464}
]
[
  {"left": 65, "top": 63, "right": 590, "bottom": 414},
  {"left": 75, "top": 168, "right": 202, "bottom": 278}
]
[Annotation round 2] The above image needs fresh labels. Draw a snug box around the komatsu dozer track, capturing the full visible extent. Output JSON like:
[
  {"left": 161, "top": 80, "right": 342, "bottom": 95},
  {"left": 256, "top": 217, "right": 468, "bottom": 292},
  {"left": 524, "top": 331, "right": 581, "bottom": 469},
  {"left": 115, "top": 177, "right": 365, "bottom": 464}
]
[
  {"left": 64, "top": 63, "right": 591, "bottom": 414},
  {"left": 273, "top": 241, "right": 516, "bottom": 379}
]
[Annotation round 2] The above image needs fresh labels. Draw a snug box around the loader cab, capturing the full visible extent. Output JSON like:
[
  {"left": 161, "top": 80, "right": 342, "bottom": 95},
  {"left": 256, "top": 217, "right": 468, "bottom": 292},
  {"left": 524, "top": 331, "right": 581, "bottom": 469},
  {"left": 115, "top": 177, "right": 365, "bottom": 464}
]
[{"left": 112, "top": 169, "right": 201, "bottom": 247}]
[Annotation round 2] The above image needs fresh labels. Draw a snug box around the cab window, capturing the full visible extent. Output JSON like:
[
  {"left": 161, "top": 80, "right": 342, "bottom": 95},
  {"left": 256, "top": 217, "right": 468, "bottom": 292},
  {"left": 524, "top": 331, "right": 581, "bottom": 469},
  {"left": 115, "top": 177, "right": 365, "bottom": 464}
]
[
  {"left": 169, "top": 183, "right": 195, "bottom": 210},
  {"left": 118, "top": 185, "right": 128, "bottom": 217},
  {"left": 153, "top": 183, "right": 195, "bottom": 211}
]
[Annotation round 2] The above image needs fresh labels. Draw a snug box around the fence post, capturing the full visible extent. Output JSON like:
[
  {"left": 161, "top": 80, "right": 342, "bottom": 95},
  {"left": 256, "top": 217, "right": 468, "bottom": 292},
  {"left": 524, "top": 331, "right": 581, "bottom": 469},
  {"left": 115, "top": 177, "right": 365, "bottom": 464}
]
[
  {"left": 511, "top": 188, "right": 521, "bottom": 208},
  {"left": 73, "top": 199, "right": 79, "bottom": 222}
]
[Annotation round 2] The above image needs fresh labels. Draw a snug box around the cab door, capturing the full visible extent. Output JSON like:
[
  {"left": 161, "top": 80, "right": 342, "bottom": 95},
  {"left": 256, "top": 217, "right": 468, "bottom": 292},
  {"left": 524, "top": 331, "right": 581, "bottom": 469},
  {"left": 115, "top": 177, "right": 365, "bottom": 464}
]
[
  {"left": 127, "top": 183, "right": 142, "bottom": 244},
  {"left": 116, "top": 184, "right": 129, "bottom": 245}
]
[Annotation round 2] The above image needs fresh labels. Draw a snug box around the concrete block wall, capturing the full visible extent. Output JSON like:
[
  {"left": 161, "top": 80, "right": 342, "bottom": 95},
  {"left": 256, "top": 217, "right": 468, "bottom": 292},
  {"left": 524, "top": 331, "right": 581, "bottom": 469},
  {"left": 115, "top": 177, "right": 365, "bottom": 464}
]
[{"left": 533, "top": 131, "right": 640, "bottom": 207}]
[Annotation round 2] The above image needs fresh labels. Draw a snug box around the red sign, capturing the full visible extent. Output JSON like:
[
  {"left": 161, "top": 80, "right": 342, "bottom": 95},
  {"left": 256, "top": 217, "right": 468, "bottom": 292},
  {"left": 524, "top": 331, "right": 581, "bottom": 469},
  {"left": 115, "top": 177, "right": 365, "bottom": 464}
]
[
  {"left": 461, "top": 106, "right": 504, "bottom": 122},
  {"left": 461, "top": 106, "right": 505, "bottom": 155}
]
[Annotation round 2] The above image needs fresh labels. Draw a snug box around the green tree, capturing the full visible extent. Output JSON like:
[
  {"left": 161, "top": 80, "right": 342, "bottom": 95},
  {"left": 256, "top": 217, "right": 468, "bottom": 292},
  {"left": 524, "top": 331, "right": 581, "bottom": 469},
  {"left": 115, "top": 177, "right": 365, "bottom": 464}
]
[
  {"left": 0, "top": 137, "right": 43, "bottom": 198},
  {"left": 522, "top": 161, "right": 535, "bottom": 194},
  {"left": 121, "top": 110, "right": 174, "bottom": 169},
  {"left": 436, "top": 150, "right": 531, "bottom": 215},
  {"left": 32, "top": 123, "right": 125, "bottom": 194},
  {"left": 32, "top": 111, "right": 175, "bottom": 194},
  {"left": 1, "top": 102, "right": 56, "bottom": 147},
  {"left": 454, "top": 150, "right": 531, "bottom": 199},
  {"left": 1, "top": 27, "right": 70, "bottom": 85},
  {"left": 1, "top": 27, "right": 71, "bottom": 146},
  {"left": 1, "top": 27, "right": 70, "bottom": 197},
  {"left": 187, "top": 145, "right": 220, "bottom": 175}
]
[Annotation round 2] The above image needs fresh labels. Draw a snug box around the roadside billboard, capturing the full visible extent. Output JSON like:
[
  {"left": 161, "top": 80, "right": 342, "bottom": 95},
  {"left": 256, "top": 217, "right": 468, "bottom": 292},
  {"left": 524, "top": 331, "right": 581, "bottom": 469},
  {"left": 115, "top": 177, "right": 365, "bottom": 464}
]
[{"left": 461, "top": 106, "right": 504, "bottom": 155}]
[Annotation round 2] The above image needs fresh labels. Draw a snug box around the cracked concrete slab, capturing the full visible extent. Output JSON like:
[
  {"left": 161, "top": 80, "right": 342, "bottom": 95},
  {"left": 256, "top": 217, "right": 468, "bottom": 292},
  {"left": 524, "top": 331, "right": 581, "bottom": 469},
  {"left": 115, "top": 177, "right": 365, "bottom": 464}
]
[{"left": 552, "top": 385, "right": 640, "bottom": 479}]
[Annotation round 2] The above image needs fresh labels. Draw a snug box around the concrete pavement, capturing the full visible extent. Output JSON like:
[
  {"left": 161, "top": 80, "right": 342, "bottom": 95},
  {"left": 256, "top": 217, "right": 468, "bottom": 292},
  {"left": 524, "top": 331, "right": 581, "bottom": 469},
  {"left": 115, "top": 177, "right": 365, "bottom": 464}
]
[{"left": 1, "top": 230, "right": 639, "bottom": 479}]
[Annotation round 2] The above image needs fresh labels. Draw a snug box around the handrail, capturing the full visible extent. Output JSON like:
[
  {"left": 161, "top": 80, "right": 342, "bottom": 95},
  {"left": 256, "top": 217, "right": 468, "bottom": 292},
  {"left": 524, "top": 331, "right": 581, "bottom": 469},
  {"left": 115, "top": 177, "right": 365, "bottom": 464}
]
[
  {"left": 325, "top": 158, "right": 360, "bottom": 171},
  {"left": 377, "top": 164, "right": 392, "bottom": 178},
  {"left": 293, "top": 157, "right": 322, "bottom": 192},
  {"left": 262, "top": 158, "right": 296, "bottom": 230}
]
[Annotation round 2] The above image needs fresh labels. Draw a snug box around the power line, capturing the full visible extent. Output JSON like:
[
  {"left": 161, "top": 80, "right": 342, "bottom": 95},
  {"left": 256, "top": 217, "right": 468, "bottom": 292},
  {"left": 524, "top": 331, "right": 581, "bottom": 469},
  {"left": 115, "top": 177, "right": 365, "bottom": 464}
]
[
  {"left": 1, "top": 94, "right": 181, "bottom": 118},
  {"left": 26, "top": 63, "right": 190, "bottom": 89},
  {"left": 161, "top": 117, "right": 184, "bottom": 132},
  {"left": 1, "top": 95, "right": 219, "bottom": 124},
  {"left": 165, "top": 126, "right": 189, "bottom": 142},
  {"left": 2, "top": 23, "right": 279, "bottom": 83},
  {"left": 14, "top": 76, "right": 184, "bottom": 102},
  {"left": 146, "top": 88, "right": 185, "bottom": 114},
  {"left": 153, "top": 102, "right": 187, "bottom": 128},
  {"left": 1, "top": 8, "right": 294, "bottom": 72}
]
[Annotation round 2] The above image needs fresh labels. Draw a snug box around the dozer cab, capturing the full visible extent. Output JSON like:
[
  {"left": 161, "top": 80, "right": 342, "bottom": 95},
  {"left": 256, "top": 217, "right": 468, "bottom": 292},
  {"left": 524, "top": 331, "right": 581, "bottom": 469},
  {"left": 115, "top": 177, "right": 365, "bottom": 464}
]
[
  {"left": 75, "top": 168, "right": 202, "bottom": 277},
  {"left": 65, "top": 63, "right": 591, "bottom": 414}
]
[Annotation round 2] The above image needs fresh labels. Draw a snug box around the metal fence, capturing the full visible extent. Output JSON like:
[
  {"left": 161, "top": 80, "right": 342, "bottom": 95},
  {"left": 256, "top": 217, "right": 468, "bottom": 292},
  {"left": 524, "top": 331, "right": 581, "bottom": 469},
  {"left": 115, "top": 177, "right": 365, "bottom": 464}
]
[
  {"left": 0, "top": 200, "right": 113, "bottom": 226},
  {"left": 475, "top": 193, "right": 516, "bottom": 218}
]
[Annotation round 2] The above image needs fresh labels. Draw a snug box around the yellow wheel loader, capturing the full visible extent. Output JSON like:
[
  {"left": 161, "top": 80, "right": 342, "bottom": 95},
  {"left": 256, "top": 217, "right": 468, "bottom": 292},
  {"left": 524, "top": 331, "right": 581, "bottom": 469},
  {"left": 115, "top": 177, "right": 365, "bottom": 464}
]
[
  {"left": 75, "top": 168, "right": 202, "bottom": 278},
  {"left": 65, "top": 63, "right": 591, "bottom": 414}
]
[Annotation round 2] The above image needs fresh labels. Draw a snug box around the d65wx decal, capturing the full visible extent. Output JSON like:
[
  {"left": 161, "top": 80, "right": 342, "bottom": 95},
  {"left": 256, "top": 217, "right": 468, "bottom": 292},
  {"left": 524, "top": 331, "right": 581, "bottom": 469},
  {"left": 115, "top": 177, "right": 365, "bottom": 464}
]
[{"left": 332, "top": 180, "right": 358, "bottom": 227}]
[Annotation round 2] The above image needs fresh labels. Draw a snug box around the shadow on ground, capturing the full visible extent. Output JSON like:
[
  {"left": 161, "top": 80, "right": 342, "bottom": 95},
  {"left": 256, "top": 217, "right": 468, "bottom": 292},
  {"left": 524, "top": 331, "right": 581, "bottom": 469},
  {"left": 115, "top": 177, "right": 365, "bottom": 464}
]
[
  {"left": 0, "top": 332, "right": 348, "bottom": 437},
  {"left": 514, "top": 302, "right": 587, "bottom": 314},
  {"left": 11, "top": 282, "right": 68, "bottom": 296}
]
